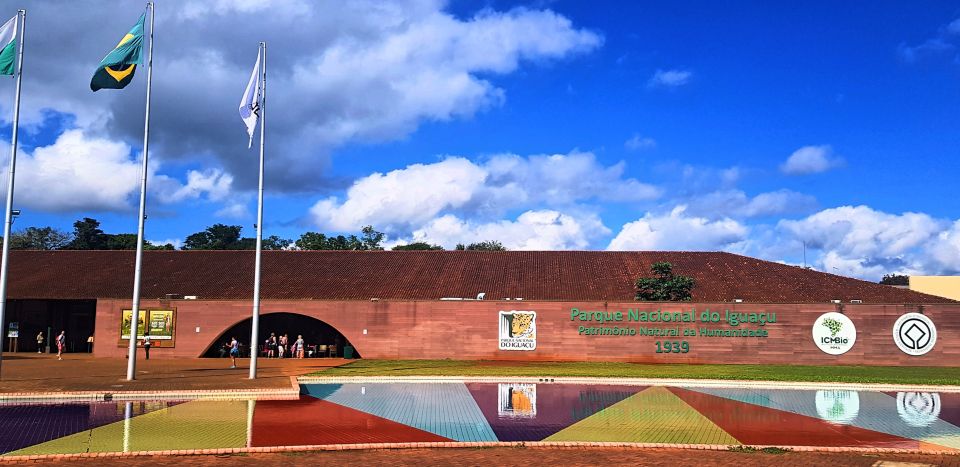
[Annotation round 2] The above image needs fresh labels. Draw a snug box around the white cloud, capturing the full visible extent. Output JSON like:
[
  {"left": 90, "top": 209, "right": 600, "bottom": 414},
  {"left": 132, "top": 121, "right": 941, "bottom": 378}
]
[
  {"left": 292, "top": 7, "right": 602, "bottom": 150},
  {"left": 625, "top": 134, "right": 656, "bottom": 151},
  {"left": 607, "top": 205, "right": 748, "bottom": 251},
  {"left": 484, "top": 152, "right": 660, "bottom": 205},
  {"left": 215, "top": 200, "right": 251, "bottom": 219},
  {"left": 647, "top": 69, "right": 692, "bottom": 88},
  {"left": 0, "top": 130, "right": 236, "bottom": 213},
  {"left": 780, "top": 145, "right": 844, "bottom": 175},
  {"left": 949, "top": 18, "right": 960, "bottom": 35},
  {"left": 897, "top": 39, "right": 954, "bottom": 62},
  {"left": 896, "top": 16, "right": 960, "bottom": 63},
  {"left": 2, "top": 130, "right": 140, "bottom": 212},
  {"left": 310, "top": 157, "right": 488, "bottom": 231},
  {"left": 779, "top": 206, "right": 940, "bottom": 258},
  {"left": 178, "top": 0, "right": 311, "bottom": 20},
  {"left": 929, "top": 220, "right": 960, "bottom": 272},
  {"left": 2, "top": 2, "right": 602, "bottom": 193},
  {"left": 684, "top": 189, "right": 817, "bottom": 219},
  {"left": 406, "top": 210, "right": 610, "bottom": 250},
  {"left": 309, "top": 151, "right": 659, "bottom": 232},
  {"left": 776, "top": 205, "right": 959, "bottom": 278},
  {"left": 156, "top": 169, "right": 234, "bottom": 204}
]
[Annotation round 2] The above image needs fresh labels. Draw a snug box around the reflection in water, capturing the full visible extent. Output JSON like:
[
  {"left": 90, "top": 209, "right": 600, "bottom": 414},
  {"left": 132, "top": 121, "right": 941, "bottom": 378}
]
[
  {"left": 123, "top": 402, "right": 132, "bottom": 453},
  {"left": 897, "top": 392, "right": 941, "bottom": 427},
  {"left": 498, "top": 384, "right": 536, "bottom": 418},
  {"left": 246, "top": 399, "right": 256, "bottom": 448},
  {"left": 1, "top": 384, "right": 959, "bottom": 456},
  {"left": 814, "top": 390, "right": 860, "bottom": 425}
]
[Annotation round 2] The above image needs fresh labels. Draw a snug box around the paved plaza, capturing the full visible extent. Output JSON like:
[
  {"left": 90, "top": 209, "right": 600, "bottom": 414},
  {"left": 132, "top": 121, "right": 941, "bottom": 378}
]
[{"left": 0, "top": 353, "right": 343, "bottom": 394}]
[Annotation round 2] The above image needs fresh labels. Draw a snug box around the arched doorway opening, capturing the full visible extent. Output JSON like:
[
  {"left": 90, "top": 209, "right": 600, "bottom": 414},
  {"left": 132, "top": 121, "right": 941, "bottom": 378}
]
[{"left": 202, "top": 312, "right": 358, "bottom": 358}]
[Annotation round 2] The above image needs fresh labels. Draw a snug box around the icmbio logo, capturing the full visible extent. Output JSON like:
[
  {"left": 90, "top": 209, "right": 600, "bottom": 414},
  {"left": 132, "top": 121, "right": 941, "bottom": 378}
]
[{"left": 812, "top": 312, "right": 856, "bottom": 355}]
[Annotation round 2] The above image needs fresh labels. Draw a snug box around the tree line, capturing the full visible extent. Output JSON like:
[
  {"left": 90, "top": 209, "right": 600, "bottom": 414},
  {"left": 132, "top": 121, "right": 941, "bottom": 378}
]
[{"left": 2, "top": 217, "right": 508, "bottom": 251}]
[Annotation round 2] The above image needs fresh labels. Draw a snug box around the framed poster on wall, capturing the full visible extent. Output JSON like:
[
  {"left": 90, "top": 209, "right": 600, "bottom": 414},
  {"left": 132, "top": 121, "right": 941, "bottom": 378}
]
[{"left": 118, "top": 309, "right": 176, "bottom": 348}]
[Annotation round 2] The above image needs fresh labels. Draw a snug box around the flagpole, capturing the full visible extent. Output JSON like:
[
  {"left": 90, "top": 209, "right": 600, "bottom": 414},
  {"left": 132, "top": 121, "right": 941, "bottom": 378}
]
[
  {"left": 0, "top": 9, "right": 25, "bottom": 380},
  {"left": 126, "top": 2, "right": 154, "bottom": 381},
  {"left": 249, "top": 41, "right": 265, "bottom": 379}
]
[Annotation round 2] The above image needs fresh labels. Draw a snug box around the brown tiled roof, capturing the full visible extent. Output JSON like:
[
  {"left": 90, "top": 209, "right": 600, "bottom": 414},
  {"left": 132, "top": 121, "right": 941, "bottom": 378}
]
[{"left": 5, "top": 250, "right": 954, "bottom": 304}]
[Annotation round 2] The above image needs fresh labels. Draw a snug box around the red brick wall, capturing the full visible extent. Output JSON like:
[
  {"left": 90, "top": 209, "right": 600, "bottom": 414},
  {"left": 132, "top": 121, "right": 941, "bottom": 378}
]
[{"left": 92, "top": 299, "right": 960, "bottom": 366}]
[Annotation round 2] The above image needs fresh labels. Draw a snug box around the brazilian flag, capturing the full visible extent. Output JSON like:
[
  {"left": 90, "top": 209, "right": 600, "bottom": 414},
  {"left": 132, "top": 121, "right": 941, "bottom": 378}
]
[{"left": 90, "top": 13, "right": 145, "bottom": 91}]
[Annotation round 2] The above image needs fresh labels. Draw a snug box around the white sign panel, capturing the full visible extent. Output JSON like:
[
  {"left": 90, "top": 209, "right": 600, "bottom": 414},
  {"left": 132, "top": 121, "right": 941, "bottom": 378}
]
[
  {"left": 499, "top": 310, "right": 536, "bottom": 351},
  {"left": 812, "top": 312, "right": 856, "bottom": 355},
  {"left": 892, "top": 313, "right": 937, "bottom": 356}
]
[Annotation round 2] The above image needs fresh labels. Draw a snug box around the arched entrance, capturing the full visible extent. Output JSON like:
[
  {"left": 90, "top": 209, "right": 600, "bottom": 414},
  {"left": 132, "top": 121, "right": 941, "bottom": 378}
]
[{"left": 202, "top": 312, "right": 358, "bottom": 358}]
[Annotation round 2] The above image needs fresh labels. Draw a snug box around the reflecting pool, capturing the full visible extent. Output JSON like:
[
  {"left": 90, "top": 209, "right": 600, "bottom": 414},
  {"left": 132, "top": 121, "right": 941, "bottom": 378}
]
[{"left": 3, "top": 383, "right": 960, "bottom": 455}]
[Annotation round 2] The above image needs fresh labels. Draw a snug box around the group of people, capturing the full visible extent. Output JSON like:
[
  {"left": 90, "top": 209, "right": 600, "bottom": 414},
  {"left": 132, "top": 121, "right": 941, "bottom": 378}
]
[
  {"left": 263, "top": 332, "right": 306, "bottom": 359},
  {"left": 223, "top": 333, "right": 306, "bottom": 369},
  {"left": 36, "top": 330, "right": 66, "bottom": 360}
]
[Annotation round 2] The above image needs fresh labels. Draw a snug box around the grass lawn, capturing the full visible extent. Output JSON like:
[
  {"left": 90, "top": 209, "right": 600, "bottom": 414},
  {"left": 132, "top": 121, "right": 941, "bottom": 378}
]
[{"left": 311, "top": 359, "right": 960, "bottom": 386}]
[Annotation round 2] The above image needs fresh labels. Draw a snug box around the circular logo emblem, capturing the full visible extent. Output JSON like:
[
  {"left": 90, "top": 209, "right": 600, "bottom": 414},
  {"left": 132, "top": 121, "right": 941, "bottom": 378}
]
[
  {"left": 896, "top": 392, "right": 940, "bottom": 427},
  {"left": 893, "top": 313, "right": 937, "bottom": 356},
  {"left": 812, "top": 312, "right": 857, "bottom": 355}
]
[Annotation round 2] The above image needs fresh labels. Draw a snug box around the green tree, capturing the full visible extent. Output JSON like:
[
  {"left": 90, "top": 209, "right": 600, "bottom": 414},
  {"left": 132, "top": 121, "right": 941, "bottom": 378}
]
[
  {"left": 332, "top": 235, "right": 364, "bottom": 250},
  {"left": 635, "top": 262, "right": 696, "bottom": 301},
  {"left": 105, "top": 233, "right": 139, "bottom": 250},
  {"left": 262, "top": 235, "right": 292, "bottom": 250},
  {"left": 182, "top": 224, "right": 243, "bottom": 250},
  {"left": 360, "top": 225, "right": 385, "bottom": 250},
  {"left": 879, "top": 274, "right": 909, "bottom": 286},
  {"left": 66, "top": 217, "right": 110, "bottom": 250},
  {"left": 295, "top": 232, "right": 329, "bottom": 250},
  {"left": 9, "top": 226, "right": 72, "bottom": 250},
  {"left": 463, "top": 240, "right": 506, "bottom": 251},
  {"left": 295, "top": 227, "right": 382, "bottom": 250},
  {"left": 103, "top": 233, "right": 174, "bottom": 251},
  {"left": 393, "top": 242, "right": 444, "bottom": 251}
]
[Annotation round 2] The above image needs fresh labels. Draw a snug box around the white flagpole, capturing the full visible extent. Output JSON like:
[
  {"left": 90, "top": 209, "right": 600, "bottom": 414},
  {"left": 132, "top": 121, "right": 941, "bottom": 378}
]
[
  {"left": 248, "top": 41, "right": 265, "bottom": 379},
  {"left": 0, "top": 9, "right": 25, "bottom": 380},
  {"left": 126, "top": 2, "right": 154, "bottom": 381}
]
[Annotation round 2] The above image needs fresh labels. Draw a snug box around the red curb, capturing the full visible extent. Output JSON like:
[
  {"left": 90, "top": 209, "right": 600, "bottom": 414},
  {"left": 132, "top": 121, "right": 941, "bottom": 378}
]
[{"left": 4, "top": 441, "right": 954, "bottom": 462}]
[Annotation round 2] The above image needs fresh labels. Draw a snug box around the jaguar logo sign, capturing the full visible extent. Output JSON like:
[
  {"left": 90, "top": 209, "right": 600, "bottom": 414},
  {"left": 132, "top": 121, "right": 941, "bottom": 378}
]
[{"left": 499, "top": 310, "right": 536, "bottom": 351}]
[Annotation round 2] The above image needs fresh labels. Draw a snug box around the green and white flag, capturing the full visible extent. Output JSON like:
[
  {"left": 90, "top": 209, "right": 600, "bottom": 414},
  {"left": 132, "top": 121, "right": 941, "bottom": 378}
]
[
  {"left": 0, "top": 15, "right": 17, "bottom": 76},
  {"left": 90, "top": 13, "right": 144, "bottom": 91}
]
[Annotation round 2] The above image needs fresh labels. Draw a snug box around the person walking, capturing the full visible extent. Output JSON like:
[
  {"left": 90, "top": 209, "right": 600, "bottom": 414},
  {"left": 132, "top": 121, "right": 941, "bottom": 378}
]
[
  {"left": 142, "top": 335, "right": 151, "bottom": 360},
  {"left": 295, "top": 335, "right": 305, "bottom": 359},
  {"left": 55, "top": 331, "right": 65, "bottom": 360},
  {"left": 87, "top": 335, "right": 94, "bottom": 353},
  {"left": 229, "top": 337, "right": 240, "bottom": 368},
  {"left": 36, "top": 331, "right": 44, "bottom": 354}
]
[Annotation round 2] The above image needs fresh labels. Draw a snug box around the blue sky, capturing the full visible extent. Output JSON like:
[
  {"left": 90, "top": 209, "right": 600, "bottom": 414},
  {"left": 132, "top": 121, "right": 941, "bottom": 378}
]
[{"left": 0, "top": 0, "right": 959, "bottom": 280}]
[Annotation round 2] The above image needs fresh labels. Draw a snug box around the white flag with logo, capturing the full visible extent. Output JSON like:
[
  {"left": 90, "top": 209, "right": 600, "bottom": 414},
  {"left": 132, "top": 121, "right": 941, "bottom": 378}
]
[{"left": 238, "top": 48, "right": 261, "bottom": 148}]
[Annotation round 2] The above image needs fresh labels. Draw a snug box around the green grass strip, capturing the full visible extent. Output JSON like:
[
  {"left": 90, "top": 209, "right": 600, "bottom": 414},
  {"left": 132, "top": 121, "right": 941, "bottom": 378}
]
[{"left": 312, "top": 360, "right": 960, "bottom": 386}]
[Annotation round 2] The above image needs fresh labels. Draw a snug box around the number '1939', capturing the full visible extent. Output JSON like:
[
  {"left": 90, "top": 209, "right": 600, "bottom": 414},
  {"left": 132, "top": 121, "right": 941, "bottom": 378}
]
[{"left": 655, "top": 341, "right": 689, "bottom": 353}]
